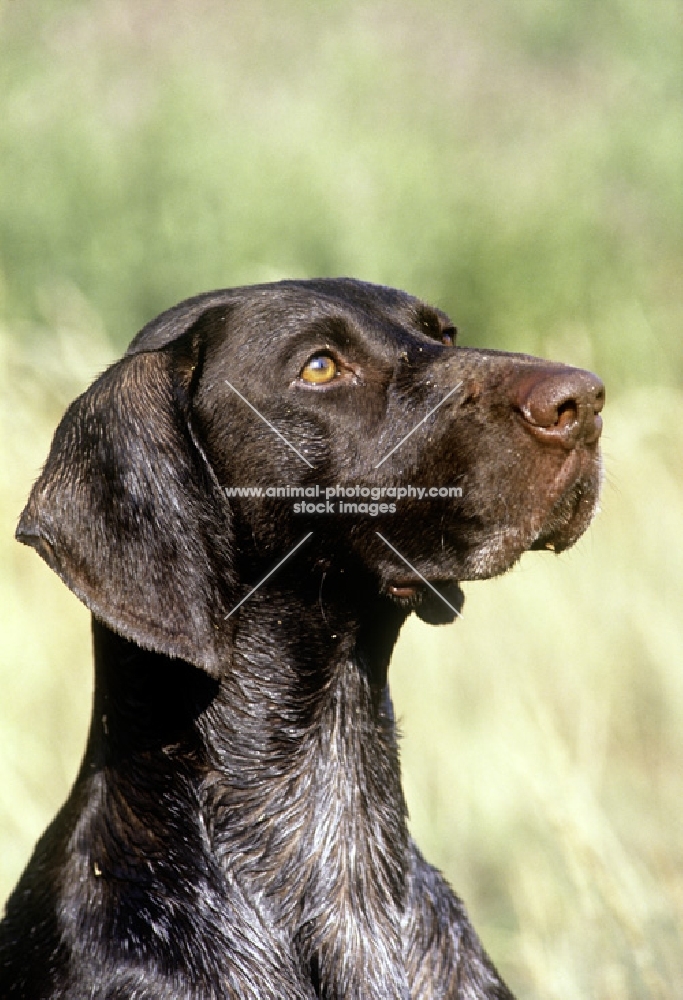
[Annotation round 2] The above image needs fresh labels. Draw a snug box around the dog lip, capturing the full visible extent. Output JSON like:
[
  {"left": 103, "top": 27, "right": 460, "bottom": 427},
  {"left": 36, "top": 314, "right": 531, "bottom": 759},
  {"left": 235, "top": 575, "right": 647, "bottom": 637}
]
[
  {"left": 387, "top": 582, "right": 420, "bottom": 598},
  {"left": 386, "top": 578, "right": 459, "bottom": 599},
  {"left": 529, "top": 450, "right": 600, "bottom": 553}
]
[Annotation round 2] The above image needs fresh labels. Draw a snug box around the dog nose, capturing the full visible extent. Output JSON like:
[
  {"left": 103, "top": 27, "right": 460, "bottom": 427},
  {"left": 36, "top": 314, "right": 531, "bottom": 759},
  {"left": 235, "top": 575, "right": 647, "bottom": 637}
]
[{"left": 513, "top": 366, "right": 604, "bottom": 448}]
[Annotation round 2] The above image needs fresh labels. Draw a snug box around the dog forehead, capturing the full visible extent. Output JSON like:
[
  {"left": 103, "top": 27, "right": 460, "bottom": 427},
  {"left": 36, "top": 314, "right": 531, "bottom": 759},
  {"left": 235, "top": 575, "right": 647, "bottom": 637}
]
[
  {"left": 229, "top": 290, "right": 411, "bottom": 344},
  {"left": 126, "top": 279, "right": 440, "bottom": 356},
  {"left": 221, "top": 280, "right": 423, "bottom": 331}
]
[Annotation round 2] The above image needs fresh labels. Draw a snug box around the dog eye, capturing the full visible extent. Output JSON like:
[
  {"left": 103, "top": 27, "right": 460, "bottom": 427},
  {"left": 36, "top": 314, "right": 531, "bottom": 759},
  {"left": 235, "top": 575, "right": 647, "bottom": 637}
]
[{"left": 300, "top": 353, "right": 339, "bottom": 385}]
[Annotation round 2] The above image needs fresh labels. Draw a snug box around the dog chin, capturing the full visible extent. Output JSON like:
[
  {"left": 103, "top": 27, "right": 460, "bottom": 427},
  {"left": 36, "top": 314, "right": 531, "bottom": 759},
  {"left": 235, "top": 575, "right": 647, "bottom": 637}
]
[{"left": 456, "top": 531, "right": 532, "bottom": 581}]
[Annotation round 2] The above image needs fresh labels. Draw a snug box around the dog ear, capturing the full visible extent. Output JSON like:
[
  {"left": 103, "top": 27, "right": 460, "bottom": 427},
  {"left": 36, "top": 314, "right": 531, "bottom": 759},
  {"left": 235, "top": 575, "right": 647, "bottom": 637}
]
[{"left": 16, "top": 298, "right": 238, "bottom": 677}]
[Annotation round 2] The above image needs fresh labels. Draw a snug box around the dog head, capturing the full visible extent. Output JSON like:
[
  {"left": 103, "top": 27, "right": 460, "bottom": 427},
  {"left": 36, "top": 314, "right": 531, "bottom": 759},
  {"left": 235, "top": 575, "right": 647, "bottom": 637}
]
[{"left": 17, "top": 279, "right": 604, "bottom": 673}]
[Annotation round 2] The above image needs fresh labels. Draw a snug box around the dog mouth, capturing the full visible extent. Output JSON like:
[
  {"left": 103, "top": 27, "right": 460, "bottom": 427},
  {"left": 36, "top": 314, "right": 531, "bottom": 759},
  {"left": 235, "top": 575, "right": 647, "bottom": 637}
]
[
  {"left": 529, "top": 449, "right": 602, "bottom": 554},
  {"left": 375, "top": 445, "right": 601, "bottom": 606},
  {"left": 387, "top": 582, "right": 422, "bottom": 600},
  {"left": 529, "top": 479, "right": 598, "bottom": 553},
  {"left": 382, "top": 448, "right": 601, "bottom": 589},
  {"left": 468, "top": 448, "right": 601, "bottom": 574},
  {"left": 465, "top": 447, "right": 601, "bottom": 575}
]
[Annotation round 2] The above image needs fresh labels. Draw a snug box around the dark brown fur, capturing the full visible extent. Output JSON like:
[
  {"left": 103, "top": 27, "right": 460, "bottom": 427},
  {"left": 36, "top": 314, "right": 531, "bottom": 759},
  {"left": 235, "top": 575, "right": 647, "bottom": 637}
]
[{"left": 0, "top": 279, "right": 604, "bottom": 998}]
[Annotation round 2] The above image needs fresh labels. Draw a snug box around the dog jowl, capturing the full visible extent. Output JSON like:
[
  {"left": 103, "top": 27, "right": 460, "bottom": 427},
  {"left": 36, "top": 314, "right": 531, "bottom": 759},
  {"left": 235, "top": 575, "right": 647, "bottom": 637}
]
[{"left": 0, "top": 279, "right": 603, "bottom": 999}]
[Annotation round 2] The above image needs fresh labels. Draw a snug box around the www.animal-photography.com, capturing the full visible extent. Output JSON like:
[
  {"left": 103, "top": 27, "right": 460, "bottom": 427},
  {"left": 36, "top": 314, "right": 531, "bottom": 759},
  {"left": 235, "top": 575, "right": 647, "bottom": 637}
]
[{"left": 0, "top": 3, "right": 680, "bottom": 998}]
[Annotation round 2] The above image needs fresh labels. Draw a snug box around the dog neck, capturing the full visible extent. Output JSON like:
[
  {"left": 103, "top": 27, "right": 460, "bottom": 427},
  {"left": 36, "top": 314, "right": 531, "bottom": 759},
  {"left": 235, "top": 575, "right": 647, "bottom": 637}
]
[{"left": 200, "top": 574, "right": 413, "bottom": 996}]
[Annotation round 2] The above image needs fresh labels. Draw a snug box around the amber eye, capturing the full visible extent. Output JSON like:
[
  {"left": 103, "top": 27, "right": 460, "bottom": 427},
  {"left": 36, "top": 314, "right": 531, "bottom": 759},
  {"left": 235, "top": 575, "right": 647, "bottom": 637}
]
[{"left": 300, "top": 353, "right": 339, "bottom": 385}]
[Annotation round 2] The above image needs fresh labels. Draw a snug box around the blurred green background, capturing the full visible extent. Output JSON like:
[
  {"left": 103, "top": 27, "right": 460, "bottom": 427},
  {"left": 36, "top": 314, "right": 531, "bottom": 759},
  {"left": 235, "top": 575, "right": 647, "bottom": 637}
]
[{"left": 0, "top": 0, "right": 681, "bottom": 996}]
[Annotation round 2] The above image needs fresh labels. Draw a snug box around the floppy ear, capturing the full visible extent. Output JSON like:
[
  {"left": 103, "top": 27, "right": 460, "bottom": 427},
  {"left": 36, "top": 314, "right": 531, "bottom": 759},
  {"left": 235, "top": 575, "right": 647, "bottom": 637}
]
[{"left": 16, "top": 298, "right": 238, "bottom": 677}]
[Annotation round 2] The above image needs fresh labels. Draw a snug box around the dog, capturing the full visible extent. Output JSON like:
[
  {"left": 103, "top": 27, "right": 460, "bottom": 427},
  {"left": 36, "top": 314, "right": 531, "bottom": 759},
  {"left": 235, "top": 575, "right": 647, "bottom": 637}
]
[{"left": 0, "top": 279, "right": 604, "bottom": 998}]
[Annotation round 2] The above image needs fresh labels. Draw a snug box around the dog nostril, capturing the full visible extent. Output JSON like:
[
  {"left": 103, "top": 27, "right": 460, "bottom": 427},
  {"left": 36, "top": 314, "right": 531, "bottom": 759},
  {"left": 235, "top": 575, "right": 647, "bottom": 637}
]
[{"left": 555, "top": 399, "right": 578, "bottom": 429}]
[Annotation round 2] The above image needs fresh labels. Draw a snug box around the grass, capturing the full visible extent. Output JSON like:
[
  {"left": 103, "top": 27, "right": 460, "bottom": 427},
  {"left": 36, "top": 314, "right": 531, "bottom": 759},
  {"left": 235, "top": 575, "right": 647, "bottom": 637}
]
[{"left": 0, "top": 1, "right": 681, "bottom": 996}]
